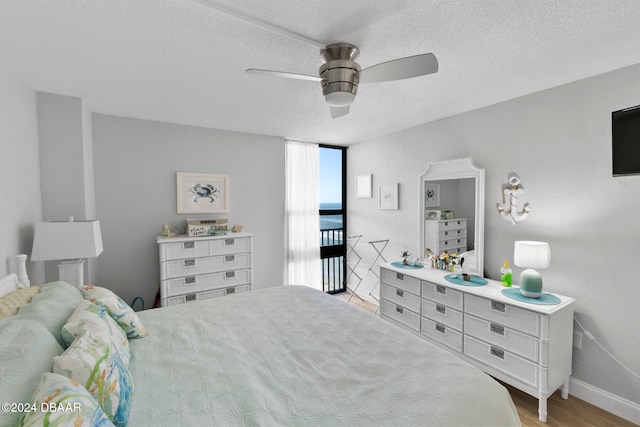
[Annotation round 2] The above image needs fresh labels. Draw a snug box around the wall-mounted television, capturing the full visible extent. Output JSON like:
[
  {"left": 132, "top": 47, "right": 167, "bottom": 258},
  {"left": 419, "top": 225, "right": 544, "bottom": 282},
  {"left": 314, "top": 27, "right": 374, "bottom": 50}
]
[{"left": 612, "top": 104, "right": 640, "bottom": 176}]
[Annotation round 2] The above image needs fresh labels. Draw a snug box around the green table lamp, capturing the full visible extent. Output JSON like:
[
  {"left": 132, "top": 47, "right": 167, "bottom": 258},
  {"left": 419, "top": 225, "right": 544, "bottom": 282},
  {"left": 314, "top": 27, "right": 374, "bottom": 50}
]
[{"left": 514, "top": 241, "right": 550, "bottom": 298}]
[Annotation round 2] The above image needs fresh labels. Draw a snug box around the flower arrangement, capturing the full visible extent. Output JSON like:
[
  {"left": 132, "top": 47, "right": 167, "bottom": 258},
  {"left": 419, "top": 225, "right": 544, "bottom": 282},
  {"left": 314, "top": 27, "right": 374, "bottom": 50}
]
[
  {"left": 431, "top": 252, "right": 459, "bottom": 271},
  {"left": 401, "top": 250, "right": 411, "bottom": 265}
]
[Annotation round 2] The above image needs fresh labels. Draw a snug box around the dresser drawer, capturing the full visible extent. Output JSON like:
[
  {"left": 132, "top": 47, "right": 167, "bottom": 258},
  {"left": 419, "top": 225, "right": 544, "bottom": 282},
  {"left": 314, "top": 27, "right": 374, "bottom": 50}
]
[
  {"left": 422, "top": 281, "right": 463, "bottom": 311},
  {"left": 465, "top": 294, "right": 541, "bottom": 337},
  {"left": 381, "top": 284, "right": 421, "bottom": 313},
  {"left": 160, "top": 236, "right": 252, "bottom": 261},
  {"left": 436, "top": 228, "right": 466, "bottom": 241},
  {"left": 440, "top": 220, "right": 466, "bottom": 232},
  {"left": 380, "top": 299, "right": 420, "bottom": 332},
  {"left": 439, "top": 237, "right": 467, "bottom": 251},
  {"left": 464, "top": 314, "right": 539, "bottom": 362},
  {"left": 422, "top": 299, "right": 463, "bottom": 331},
  {"left": 161, "top": 269, "right": 251, "bottom": 297},
  {"left": 160, "top": 253, "right": 251, "bottom": 280},
  {"left": 464, "top": 335, "right": 539, "bottom": 388},
  {"left": 380, "top": 268, "right": 421, "bottom": 295},
  {"left": 162, "top": 287, "right": 226, "bottom": 306},
  {"left": 421, "top": 317, "right": 463, "bottom": 352}
]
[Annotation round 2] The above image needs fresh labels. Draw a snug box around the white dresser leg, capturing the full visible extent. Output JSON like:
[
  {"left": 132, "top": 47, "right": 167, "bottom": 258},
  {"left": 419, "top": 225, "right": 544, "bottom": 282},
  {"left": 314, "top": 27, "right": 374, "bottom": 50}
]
[
  {"left": 538, "top": 396, "right": 548, "bottom": 423},
  {"left": 561, "top": 380, "right": 570, "bottom": 399}
]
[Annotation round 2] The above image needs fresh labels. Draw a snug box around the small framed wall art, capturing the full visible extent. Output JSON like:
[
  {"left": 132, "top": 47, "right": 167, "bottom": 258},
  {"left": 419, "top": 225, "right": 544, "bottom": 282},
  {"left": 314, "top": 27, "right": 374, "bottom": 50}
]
[
  {"left": 355, "top": 174, "right": 372, "bottom": 198},
  {"left": 177, "top": 172, "right": 229, "bottom": 214},
  {"left": 424, "top": 183, "right": 440, "bottom": 208},
  {"left": 379, "top": 183, "right": 399, "bottom": 210}
]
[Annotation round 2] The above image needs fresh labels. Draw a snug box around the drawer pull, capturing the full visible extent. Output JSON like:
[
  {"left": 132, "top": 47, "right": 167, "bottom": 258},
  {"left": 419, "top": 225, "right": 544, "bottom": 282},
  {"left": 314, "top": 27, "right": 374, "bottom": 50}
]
[
  {"left": 436, "top": 285, "right": 447, "bottom": 295},
  {"left": 183, "top": 242, "right": 195, "bottom": 249},
  {"left": 224, "top": 238, "right": 235, "bottom": 246},
  {"left": 225, "top": 254, "right": 236, "bottom": 262},
  {"left": 184, "top": 276, "right": 197, "bottom": 285},
  {"left": 435, "top": 323, "right": 446, "bottom": 334},
  {"left": 491, "top": 301, "right": 506, "bottom": 312},
  {"left": 396, "top": 272, "right": 404, "bottom": 280},
  {"left": 185, "top": 293, "right": 197, "bottom": 302},
  {"left": 444, "top": 231, "right": 449, "bottom": 236},
  {"left": 490, "top": 346, "right": 505, "bottom": 359},
  {"left": 395, "top": 288, "right": 404, "bottom": 297},
  {"left": 490, "top": 323, "right": 505, "bottom": 335},
  {"left": 183, "top": 259, "right": 196, "bottom": 267},
  {"left": 226, "top": 286, "right": 236, "bottom": 294},
  {"left": 436, "top": 304, "right": 446, "bottom": 314},
  {"left": 444, "top": 221, "right": 449, "bottom": 226},
  {"left": 225, "top": 271, "right": 236, "bottom": 279},
  {"left": 395, "top": 306, "right": 404, "bottom": 314}
]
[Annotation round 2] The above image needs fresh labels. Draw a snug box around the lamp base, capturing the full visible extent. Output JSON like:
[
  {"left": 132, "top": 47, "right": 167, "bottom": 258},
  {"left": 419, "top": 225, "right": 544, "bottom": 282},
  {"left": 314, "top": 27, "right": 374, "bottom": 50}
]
[
  {"left": 519, "top": 268, "right": 543, "bottom": 298},
  {"left": 58, "top": 259, "right": 85, "bottom": 288}
]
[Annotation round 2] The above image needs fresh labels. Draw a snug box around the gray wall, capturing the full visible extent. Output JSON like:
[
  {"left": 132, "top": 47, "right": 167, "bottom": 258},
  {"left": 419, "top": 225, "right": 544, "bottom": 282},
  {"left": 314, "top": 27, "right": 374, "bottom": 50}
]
[
  {"left": 0, "top": 57, "right": 44, "bottom": 283},
  {"left": 349, "top": 64, "right": 640, "bottom": 410},
  {"left": 91, "top": 114, "right": 285, "bottom": 306}
]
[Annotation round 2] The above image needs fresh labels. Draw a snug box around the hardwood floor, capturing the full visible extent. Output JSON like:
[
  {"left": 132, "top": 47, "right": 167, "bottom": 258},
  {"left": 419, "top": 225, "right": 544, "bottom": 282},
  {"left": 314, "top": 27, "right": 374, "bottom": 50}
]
[{"left": 335, "top": 291, "right": 636, "bottom": 427}]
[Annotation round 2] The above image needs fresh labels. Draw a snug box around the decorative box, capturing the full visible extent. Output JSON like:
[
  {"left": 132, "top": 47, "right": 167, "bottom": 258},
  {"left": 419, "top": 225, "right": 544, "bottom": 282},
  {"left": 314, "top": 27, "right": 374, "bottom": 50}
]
[
  {"left": 441, "top": 210, "right": 456, "bottom": 220},
  {"left": 425, "top": 210, "right": 441, "bottom": 220},
  {"left": 186, "top": 219, "right": 228, "bottom": 237}
]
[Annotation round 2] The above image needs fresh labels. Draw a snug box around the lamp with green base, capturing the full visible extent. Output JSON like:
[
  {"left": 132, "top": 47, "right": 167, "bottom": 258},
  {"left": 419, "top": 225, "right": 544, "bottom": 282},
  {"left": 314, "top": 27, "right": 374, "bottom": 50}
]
[{"left": 513, "top": 241, "right": 550, "bottom": 298}]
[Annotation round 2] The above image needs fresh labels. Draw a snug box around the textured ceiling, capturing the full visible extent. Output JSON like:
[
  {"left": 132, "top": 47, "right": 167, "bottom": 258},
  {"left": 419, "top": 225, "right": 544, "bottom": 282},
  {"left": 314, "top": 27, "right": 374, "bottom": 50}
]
[{"left": 1, "top": 0, "right": 639, "bottom": 144}]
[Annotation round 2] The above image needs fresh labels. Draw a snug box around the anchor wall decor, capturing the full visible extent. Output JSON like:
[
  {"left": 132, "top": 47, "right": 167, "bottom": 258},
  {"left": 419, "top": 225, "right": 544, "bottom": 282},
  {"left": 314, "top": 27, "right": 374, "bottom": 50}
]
[{"left": 497, "top": 173, "right": 530, "bottom": 225}]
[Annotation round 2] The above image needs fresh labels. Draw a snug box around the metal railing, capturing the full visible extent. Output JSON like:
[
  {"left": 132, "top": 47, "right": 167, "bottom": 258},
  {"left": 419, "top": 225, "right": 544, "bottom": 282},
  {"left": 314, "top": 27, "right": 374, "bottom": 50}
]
[{"left": 320, "top": 228, "right": 346, "bottom": 293}]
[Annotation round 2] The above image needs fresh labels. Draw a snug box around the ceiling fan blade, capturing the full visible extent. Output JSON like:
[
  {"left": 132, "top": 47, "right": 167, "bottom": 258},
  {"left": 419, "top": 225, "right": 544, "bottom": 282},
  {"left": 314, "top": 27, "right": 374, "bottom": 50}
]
[
  {"left": 330, "top": 105, "right": 350, "bottom": 118},
  {"left": 246, "top": 68, "right": 322, "bottom": 82},
  {"left": 359, "top": 53, "right": 438, "bottom": 84}
]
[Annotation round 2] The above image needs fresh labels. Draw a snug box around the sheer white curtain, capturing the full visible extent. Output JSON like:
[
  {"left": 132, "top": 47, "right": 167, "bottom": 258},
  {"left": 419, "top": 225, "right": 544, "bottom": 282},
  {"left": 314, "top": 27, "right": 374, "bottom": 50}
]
[{"left": 284, "top": 139, "right": 322, "bottom": 290}]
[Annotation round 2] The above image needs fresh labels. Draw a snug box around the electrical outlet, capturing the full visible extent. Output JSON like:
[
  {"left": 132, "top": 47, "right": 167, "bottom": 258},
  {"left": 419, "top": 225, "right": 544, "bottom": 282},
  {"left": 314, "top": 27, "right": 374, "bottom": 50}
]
[{"left": 573, "top": 331, "right": 583, "bottom": 350}]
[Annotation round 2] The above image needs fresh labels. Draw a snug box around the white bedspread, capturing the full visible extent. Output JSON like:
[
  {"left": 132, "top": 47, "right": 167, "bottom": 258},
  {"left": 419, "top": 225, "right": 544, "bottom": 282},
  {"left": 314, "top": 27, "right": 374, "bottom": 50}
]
[{"left": 129, "top": 285, "right": 520, "bottom": 426}]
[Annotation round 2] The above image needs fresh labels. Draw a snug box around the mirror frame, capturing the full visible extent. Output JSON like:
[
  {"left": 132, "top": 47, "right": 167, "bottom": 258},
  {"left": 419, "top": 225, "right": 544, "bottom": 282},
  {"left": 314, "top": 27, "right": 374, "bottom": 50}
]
[{"left": 419, "top": 158, "right": 485, "bottom": 276}]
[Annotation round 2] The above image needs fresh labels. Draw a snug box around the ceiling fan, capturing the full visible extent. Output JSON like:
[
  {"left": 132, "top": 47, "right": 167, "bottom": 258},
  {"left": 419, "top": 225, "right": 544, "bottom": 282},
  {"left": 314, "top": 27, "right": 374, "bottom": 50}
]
[{"left": 246, "top": 42, "right": 438, "bottom": 118}]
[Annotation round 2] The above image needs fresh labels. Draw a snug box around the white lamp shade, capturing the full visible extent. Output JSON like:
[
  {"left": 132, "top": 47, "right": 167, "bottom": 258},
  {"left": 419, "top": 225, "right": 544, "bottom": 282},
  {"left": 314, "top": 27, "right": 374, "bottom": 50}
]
[
  {"left": 513, "top": 241, "right": 550, "bottom": 269},
  {"left": 31, "top": 220, "right": 103, "bottom": 261}
]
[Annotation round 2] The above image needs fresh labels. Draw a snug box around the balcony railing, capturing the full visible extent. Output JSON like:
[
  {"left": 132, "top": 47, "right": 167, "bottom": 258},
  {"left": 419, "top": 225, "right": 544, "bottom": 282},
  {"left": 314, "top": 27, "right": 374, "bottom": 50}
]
[{"left": 320, "top": 228, "right": 345, "bottom": 293}]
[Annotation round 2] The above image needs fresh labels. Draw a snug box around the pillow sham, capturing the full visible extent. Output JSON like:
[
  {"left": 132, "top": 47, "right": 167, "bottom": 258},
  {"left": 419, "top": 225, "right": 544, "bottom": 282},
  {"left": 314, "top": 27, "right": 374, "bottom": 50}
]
[
  {"left": 13, "top": 282, "right": 84, "bottom": 347},
  {"left": 0, "top": 319, "right": 63, "bottom": 427},
  {"left": 0, "top": 286, "right": 40, "bottom": 318},
  {"left": 81, "top": 285, "right": 147, "bottom": 339},
  {"left": 61, "top": 300, "right": 130, "bottom": 367},
  {"left": 15, "top": 372, "right": 115, "bottom": 427},
  {"left": 53, "top": 330, "right": 132, "bottom": 427}
]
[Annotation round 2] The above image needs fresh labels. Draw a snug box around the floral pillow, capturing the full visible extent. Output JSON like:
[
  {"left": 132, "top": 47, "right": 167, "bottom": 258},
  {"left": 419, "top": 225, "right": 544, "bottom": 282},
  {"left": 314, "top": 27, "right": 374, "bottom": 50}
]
[
  {"left": 53, "top": 331, "right": 132, "bottom": 427},
  {"left": 61, "top": 300, "right": 130, "bottom": 368},
  {"left": 15, "top": 372, "right": 115, "bottom": 427},
  {"left": 81, "top": 285, "right": 146, "bottom": 339}
]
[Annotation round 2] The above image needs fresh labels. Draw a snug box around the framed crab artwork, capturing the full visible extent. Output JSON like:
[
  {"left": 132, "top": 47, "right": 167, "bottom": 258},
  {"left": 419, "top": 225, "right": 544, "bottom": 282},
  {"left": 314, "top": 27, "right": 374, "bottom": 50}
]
[{"left": 176, "top": 172, "right": 229, "bottom": 214}]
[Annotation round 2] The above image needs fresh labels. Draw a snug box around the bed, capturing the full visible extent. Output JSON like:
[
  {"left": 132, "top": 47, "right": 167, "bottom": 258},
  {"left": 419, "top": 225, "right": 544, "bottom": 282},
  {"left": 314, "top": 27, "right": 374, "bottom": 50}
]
[{"left": 0, "top": 267, "right": 521, "bottom": 426}]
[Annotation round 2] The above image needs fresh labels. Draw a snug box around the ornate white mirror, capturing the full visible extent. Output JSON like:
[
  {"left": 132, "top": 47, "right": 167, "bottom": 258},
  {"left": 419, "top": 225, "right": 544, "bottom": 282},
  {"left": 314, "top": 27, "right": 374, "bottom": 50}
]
[{"left": 419, "top": 158, "right": 485, "bottom": 277}]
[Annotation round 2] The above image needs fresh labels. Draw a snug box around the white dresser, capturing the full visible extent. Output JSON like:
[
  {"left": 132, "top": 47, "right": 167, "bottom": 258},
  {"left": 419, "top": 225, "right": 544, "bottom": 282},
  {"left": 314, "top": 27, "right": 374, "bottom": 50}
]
[
  {"left": 424, "top": 219, "right": 467, "bottom": 254},
  {"left": 379, "top": 263, "right": 575, "bottom": 423},
  {"left": 157, "top": 232, "right": 253, "bottom": 307}
]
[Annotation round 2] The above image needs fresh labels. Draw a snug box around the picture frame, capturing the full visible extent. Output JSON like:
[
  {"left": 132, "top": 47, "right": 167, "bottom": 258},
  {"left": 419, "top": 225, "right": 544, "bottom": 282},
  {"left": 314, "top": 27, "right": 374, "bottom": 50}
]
[
  {"left": 177, "top": 172, "right": 229, "bottom": 214},
  {"left": 424, "top": 183, "right": 440, "bottom": 208},
  {"left": 379, "top": 184, "right": 399, "bottom": 210},
  {"left": 355, "top": 174, "right": 372, "bottom": 198}
]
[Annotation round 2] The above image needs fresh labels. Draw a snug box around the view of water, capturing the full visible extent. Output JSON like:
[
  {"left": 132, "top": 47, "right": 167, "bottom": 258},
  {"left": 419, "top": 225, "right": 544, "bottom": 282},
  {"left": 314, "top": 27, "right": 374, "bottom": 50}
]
[{"left": 320, "top": 202, "right": 343, "bottom": 231}]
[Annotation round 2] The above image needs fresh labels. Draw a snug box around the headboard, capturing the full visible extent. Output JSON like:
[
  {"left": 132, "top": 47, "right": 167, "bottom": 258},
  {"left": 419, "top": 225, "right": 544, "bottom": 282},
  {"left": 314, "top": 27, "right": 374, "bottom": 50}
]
[{"left": 0, "top": 254, "right": 31, "bottom": 297}]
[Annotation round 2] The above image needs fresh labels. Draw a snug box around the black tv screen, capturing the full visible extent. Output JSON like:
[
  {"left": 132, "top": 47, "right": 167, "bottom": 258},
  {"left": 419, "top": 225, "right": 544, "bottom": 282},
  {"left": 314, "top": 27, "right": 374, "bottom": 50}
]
[{"left": 612, "top": 105, "right": 640, "bottom": 176}]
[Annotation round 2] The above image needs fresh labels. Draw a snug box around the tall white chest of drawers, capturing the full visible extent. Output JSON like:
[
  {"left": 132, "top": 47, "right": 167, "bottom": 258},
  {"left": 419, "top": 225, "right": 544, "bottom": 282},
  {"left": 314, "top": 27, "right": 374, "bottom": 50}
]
[
  {"left": 379, "top": 263, "right": 575, "bottom": 423},
  {"left": 157, "top": 232, "right": 253, "bottom": 307},
  {"left": 424, "top": 219, "right": 467, "bottom": 255}
]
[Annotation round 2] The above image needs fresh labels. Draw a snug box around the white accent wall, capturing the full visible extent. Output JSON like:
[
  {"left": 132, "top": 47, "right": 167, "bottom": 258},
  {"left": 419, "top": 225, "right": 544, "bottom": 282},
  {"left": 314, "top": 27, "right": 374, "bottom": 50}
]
[
  {"left": 91, "top": 114, "right": 285, "bottom": 306},
  {"left": 0, "top": 57, "right": 44, "bottom": 284},
  {"left": 348, "top": 63, "right": 640, "bottom": 417}
]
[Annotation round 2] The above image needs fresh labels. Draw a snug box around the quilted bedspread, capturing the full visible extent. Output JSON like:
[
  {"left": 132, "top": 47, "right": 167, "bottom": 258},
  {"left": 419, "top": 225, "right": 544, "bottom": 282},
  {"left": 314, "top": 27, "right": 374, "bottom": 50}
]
[{"left": 128, "top": 285, "right": 521, "bottom": 426}]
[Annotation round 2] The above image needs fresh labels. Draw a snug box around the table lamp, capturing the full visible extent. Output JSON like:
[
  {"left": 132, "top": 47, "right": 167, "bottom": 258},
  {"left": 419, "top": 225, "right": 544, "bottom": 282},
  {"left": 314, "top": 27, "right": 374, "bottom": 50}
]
[
  {"left": 31, "top": 217, "right": 103, "bottom": 288},
  {"left": 513, "top": 241, "right": 550, "bottom": 298}
]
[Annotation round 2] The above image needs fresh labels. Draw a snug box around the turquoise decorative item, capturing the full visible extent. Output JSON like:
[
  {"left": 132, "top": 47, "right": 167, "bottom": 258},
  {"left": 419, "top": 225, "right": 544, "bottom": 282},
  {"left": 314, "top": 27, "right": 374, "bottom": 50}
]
[
  {"left": 501, "top": 288, "right": 561, "bottom": 305},
  {"left": 444, "top": 274, "right": 488, "bottom": 286},
  {"left": 519, "top": 268, "right": 543, "bottom": 297},
  {"left": 391, "top": 261, "right": 424, "bottom": 269}
]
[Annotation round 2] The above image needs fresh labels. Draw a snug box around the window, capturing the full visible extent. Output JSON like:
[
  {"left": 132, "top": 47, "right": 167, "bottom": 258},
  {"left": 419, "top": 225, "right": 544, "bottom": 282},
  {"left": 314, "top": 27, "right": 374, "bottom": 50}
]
[{"left": 319, "top": 145, "right": 347, "bottom": 293}]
